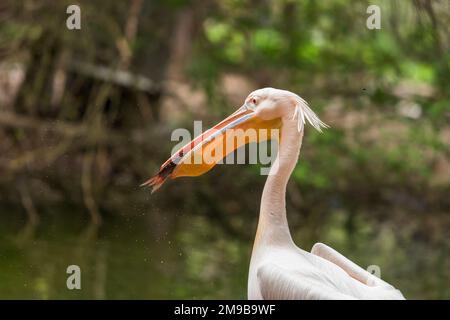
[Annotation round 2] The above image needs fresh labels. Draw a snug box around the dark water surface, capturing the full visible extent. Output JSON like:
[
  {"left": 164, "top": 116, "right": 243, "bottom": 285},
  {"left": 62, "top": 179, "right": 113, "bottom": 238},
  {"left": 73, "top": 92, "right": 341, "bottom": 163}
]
[{"left": 0, "top": 207, "right": 448, "bottom": 299}]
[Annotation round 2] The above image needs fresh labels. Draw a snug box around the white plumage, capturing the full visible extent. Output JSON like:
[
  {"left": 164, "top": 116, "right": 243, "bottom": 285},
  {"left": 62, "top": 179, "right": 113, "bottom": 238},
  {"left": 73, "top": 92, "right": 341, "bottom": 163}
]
[
  {"left": 250, "top": 242, "right": 404, "bottom": 299},
  {"left": 246, "top": 88, "right": 404, "bottom": 300}
]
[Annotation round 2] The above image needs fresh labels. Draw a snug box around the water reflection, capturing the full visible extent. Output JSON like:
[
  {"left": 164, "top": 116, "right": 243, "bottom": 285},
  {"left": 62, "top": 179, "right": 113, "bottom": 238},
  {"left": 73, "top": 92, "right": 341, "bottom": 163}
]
[{"left": 0, "top": 207, "right": 448, "bottom": 299}]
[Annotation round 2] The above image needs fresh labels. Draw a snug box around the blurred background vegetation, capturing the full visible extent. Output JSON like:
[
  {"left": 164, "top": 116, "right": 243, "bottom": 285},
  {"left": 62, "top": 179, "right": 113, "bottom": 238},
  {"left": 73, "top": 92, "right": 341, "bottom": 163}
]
[{"left": 0, "top": 0, "right": 449, "bottom": 299}]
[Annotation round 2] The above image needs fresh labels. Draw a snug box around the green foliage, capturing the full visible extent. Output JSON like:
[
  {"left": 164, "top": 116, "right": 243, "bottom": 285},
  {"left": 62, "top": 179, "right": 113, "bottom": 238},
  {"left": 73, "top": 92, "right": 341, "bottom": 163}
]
[{"left": 251, "top": 28, "right": 287, "bottom": 58}]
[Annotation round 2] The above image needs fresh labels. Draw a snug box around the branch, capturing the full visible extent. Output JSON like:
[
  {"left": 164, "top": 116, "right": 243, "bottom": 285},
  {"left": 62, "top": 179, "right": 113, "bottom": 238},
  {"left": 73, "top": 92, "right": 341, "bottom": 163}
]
[
  {"left": 82, "top": 153, "right": 102, "bottom": 226},
  {"left": 0, "top": 110, "right": 85, "bottom": 136}
]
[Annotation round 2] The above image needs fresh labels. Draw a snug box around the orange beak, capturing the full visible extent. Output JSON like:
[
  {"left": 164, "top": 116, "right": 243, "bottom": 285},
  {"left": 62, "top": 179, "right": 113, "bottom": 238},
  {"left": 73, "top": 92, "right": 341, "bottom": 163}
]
[{"left": 142, "top": 105, "right": 281, "bottom": 193}]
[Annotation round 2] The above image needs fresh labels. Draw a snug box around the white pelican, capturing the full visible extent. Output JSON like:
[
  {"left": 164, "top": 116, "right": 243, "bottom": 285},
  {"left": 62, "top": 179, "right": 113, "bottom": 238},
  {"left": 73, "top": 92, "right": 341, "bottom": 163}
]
[{"left": 143, "top": 88, "right": 405, "bottom": 300}]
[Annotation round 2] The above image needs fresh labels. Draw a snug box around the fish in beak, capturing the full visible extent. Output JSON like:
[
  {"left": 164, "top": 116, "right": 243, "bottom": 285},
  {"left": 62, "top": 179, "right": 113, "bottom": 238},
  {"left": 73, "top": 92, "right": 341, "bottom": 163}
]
[{"left": 142, "top": 105, "right": 281, "bottom": 193}]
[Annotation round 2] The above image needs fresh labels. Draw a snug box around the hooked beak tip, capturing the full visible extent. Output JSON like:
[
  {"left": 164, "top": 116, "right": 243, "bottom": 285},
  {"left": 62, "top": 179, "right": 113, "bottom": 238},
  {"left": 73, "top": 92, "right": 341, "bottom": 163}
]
[{"left": 140, "top": 174, "right": 165, "bottom": 194}]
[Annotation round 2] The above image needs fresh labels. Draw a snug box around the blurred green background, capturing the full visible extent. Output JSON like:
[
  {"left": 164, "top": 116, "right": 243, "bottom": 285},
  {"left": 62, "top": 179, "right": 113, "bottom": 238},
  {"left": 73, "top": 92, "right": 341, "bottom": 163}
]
[{"left": 0, "top": 0, "right": 449, "bottom": 299}]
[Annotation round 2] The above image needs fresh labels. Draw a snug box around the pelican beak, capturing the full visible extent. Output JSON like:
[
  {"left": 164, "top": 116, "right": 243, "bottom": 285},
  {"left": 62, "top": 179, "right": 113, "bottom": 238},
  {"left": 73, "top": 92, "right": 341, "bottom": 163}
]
[{"left": 142, "top": 104, "right": 281, "bottom": 193}]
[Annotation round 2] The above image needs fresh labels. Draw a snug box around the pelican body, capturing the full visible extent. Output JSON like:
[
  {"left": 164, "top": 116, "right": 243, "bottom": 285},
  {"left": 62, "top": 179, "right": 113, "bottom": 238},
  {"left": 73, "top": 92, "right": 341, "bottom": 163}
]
[{"left": 144, "top": 88, "right": 405, "bottom": 300}]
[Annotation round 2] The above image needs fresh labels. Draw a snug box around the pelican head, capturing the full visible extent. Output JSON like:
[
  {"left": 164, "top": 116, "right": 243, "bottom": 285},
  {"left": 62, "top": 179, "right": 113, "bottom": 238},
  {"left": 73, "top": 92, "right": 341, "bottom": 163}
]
[
  {"left": 245, "top": 88, "right": 329, "bottom": 132},
  {"left": 142, "top": 87, "right": 328, "bottom": 193}
]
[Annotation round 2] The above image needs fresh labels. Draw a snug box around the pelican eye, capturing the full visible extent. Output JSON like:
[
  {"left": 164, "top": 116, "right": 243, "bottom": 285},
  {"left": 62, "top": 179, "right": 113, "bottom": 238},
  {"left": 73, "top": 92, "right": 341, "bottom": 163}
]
[{"left": 244, "top": 97, "right": 258, "bottom": 110}]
